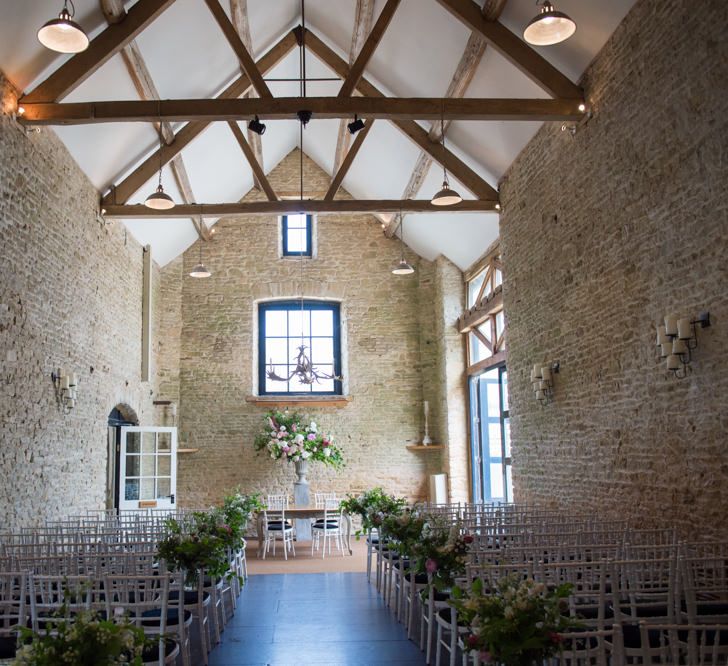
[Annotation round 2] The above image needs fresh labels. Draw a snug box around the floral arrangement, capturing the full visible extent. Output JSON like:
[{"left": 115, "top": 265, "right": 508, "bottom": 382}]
[
  {"left": 254, "top": 410, "right": 343, "bottom": 468},
  {"left": 409, "top": 517, "right": 472, "bottom": 589},
  {"left": 157, "top": 510, "right": 236, "bottom": 585},
  {"left": 449, "top": 575, "right": 578, "bottom": 666},
  {"left": 339, "top": 487, "right": 407, "bottom": 537},
  {"left": 14, "top": 607, "right": 151, "bottom": 665},
  {"left": 381, "top": 509, "right": 428, "bottom": 555},
  {"left": 220, "top": 489, "right": 265, "bottom": 538}
]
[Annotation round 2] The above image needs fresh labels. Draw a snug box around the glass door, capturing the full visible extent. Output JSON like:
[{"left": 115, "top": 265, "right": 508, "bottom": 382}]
[
  {"left": 119, "top": 427, "right": 177, "bottom": 511},
  {"left": 469, "top": 365, "right": 511, "bottom": 503}
]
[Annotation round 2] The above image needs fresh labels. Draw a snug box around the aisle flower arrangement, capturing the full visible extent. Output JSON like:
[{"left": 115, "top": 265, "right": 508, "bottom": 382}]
[
  {"left": 254, "top": 410, "right": 344, "bottom": 468},
  {"left": 449, "top": 575, "right": 578, "bottom": 666},
  {"left": 409, "top": 517, "right": 471, "bottom": 589},
  {"left": 339, "top": 487, "right": 407, "bottom": 537},
  {"left": 14, "top": 606, "right": 151, "bottom": 665}
]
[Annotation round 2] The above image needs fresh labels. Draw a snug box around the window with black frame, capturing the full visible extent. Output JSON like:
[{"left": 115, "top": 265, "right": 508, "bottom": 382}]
[
  {"left": 258, "top": 300, "right": 342, "bottom": 395},
  {"left": 281, "top": 214, "right": 312, "bottom": 256}
]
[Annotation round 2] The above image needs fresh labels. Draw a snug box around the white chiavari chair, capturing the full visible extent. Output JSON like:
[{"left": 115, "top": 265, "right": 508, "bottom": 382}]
[
  {"left": 0, "top": 572, "right": 28, "bottom": 662},
  {"left": 311, "top": 498, "right": 344, "bottom": 558}
]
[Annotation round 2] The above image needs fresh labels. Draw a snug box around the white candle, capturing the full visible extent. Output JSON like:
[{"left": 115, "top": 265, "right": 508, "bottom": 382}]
[
  {"left": 532, "top": 364, "right": 542, "bottom": 379},
  {"left": 677, "top": 318, "right": 692, "bottom": 340},
  {"left": 660, "top": 343, "right": 671, "bottom": 358},
  {"left": 530, "top": 369, "right": 536, "bottom": 381},
  {"left": 666, "top": 354, "right": 680, "bottom": 370},
  {"left": 541, "top": 367, "right": 551, "bottom": 382},
  {"left": 69, "top": 372, "right": 78, "bottom": 387},
  {"left": 664, "top": 315, "right": 678, "bottom": 337},
  {"left": 656, "top": 325, "right": 669, "bottom": 345},
  {"left": 539, "top": 380, "right": 549, "bottom": 390},
  {"left": 60, "top": 375, "right": 70, "bottom": 390},
  {"left": 535, "top": 389, "right": 545, "bottom": 400}
]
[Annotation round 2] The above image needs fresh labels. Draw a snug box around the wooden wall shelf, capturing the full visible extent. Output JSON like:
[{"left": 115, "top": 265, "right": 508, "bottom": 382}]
[
  {"left": 406, "top": 444, "right": 444, "bottom": 451},
  {"left": 177, "top": 448, "right": 199, "bottom": 454},
  {"left": 246, "top": 396, "right": 350, "bottom": 408}
]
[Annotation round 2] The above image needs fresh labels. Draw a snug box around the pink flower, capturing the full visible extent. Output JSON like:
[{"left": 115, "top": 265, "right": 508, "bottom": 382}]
[
  {"left": 307, "top": 433, "right": 316, "bottom": 441},
  {"left": 463, "top": 534, "right": 474, "bottom": 544},
  {"left": 479, "top": 651, "right": 492, "bottom": 663},
  {"left": 425, "top": 558, "right": 438, "bottom": 574},
  {"left": 549, "top": 632, "right": 563, "bottom": 645},
  {"left": 467, "top": 634, "right": 479, "bottom": 648},
  {"left": 291, "top": 424, "right": 297, "bottom": 432},
  {"left": 322, "top": 441, "right": 330, "bottom": 447}
]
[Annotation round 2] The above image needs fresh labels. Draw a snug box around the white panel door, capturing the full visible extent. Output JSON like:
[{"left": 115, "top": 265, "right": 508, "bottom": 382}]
[{"left": 119, "top": 427, "right": 177, "bottom": 511}]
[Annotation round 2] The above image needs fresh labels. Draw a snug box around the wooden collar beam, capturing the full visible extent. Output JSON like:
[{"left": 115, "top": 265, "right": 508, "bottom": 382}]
[
  {"left": 19, "top": 97, "right": 584, "bottom": 124},
  {"left": 103, "top": 199, "right": 499, "bottom": 218}
]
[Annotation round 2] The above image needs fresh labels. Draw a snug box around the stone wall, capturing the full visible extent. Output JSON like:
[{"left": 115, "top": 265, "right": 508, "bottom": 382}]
[
  {"left": 0, "top": 73, "right": 164, "bottom": 529},
  {"left": 500, "top": 0, "right": 728, "bottom": 536},
  {"left": 168, "top": 150, "right": 449, "bottom": 507}
]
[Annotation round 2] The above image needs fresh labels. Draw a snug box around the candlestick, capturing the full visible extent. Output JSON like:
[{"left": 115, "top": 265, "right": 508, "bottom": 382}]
[
  {"left": 422, "top": 401, "right": 432, "bottom": 445},
  {"left": 677, "top": 318, "right": 692, "bottom": 340},
  {"left": 664, "top": 315, "right": 678, "bottom": 337}
]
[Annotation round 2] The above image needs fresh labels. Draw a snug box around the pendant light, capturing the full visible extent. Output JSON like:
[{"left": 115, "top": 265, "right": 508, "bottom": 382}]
[
  {"left": 189, "top": 243, "right": 211, "bottom": 278},
  {"left": 392, "top": 213, "right": 415, "bottom": 275},
  {"left": 38, "top": 0, "right": 89, "bottom": 54},
  {"left": 144, "top": 130, "right": 175, "bottom": 210},
  {"left": 523, "top": 1, "right": 576, "bottom": 46},
  {"left": 431, "top": 110, "right": 462, "bottom": 207}
]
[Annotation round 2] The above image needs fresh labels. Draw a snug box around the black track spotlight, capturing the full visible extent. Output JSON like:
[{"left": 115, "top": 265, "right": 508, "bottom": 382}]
[
  {"left": 296, "top": 110, "right": 313, "bottom": 126},
  {"left": 347, "top": 115, "right": 365, "bottom": 135},
  {"left": 248, "top": 115, "right": 266, "bottom": 135}
]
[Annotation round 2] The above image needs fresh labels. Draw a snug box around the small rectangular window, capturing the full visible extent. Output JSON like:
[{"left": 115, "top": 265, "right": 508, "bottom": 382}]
[{"left": 282, "top": 214, "right": 312, "bottom": 256}]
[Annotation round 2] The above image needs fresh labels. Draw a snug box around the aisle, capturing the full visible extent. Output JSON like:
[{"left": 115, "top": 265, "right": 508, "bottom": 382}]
[{"left": 208, "top": 572, "right": 426, "bottom": 665}]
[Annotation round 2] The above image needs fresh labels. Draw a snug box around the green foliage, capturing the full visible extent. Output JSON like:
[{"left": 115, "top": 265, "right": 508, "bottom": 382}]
[
  {"left": 157, "top": 511, "right": 235, "bottom": 585},
  {"left": 220, "top": 489, "right": 265, "bottom": 541},
  {"left": 254, "top": 410, "right": 344, "bottom": 468},
  {"left": 14, "top": 607, "right": 151, "bottom": 665},
  {"left": 449, "top": 575, "right": 580, "bottom": 666},
  {"left": 338, "top": 487, "right": 407, "bottom": 537},
  {"left": 408, "top": 515, "right": 471, "bottom": 590}
]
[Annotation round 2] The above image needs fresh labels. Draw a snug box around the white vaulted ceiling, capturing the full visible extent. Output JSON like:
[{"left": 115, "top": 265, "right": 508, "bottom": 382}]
[{"left": 0, "top": 0, "right": 637, "bottom": 267}]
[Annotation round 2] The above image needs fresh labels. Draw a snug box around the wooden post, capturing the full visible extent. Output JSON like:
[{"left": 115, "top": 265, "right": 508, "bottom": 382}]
[{"left": 141, "top": 245, "right": 152, "bottom": 382}]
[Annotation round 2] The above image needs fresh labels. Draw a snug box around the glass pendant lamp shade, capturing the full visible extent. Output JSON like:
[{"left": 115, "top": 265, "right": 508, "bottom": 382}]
[
  {"left": 189, "top": 244, "right": 211, "bottom": 278},
  {"left": 189, "top": 263, "right": 211, "bottom": 278},
  {"left": 144, "top": 185, "right": 175, "bottom": 210},
  {"left": 431, "top": 179, "right": 463, "bottom": 206},
  {"left": 38, "top": 2, "right": 89, "bottom": 53},
  {"left": 391, "top": 258, "right": 415, "bottom": 275},
  {"left": 523, "top": 1, "right": 576, "bottom": 46}
]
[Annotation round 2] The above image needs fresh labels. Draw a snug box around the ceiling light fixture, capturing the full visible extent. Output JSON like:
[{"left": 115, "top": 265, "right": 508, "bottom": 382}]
[
  {"left": 248, "top": 115, "right": 266, "bottom": 135},
  {"left": 144, "top": 129, "right": 175, "bottom": 210},
  {"left": 431, "top": 108, "right": 462, "bottom": 207},
  {"left": 347, "top": 115, "right": 365, "bottom": 135},
  {"left": 392, "top": 212, "right": 415, "bottom": 275},
  {"left": 523, "top": 1, "right": 577, "bottom": 46},
  {"left": 38, "top": 0, "right": 89, "bottom": 54},
  {"left": 189, "top": 243, "right": 211, "bottom": 278}
]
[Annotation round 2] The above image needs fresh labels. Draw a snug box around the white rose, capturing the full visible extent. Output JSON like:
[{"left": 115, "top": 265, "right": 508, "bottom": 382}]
[
  {"left": 324, "top": 448, "right": 331, "bottom": 457},
  {"left": 302, "top": 451, "right": 311, "bottom": 459},
  {"left": 309, "top": 421, "right": 317, "bottom": 432},
  {"left": 295, "top": 433, "right": 305, "bottom": 443}
]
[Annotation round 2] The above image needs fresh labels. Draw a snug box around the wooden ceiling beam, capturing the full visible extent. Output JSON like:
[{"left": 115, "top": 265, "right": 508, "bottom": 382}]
[
  {"left": 332, "top": 0, "right": 375, "bottom": 177},
  {"left": 99, "top": 0, "right": 207, "bottom": 241},
  {"left": 21, "top": 96, "right": 583, "bottom": 124},
  {"left": 434, "top": 0, "right": 582, "bottom": 99},
  {"left": 203, "top": 0, "right": 272, "bottom": 98},
  {"left": 324, "top": 119, "right": 375, "bottom": 201},
  {"left": 384, "top": 0, "right": 507, "bottom": 237},
  {"left": 100, "top": 30, "right": 297, "bottom": 206},
  {"left": 230, "top": 0, "right": 265, "bottom": 191},
  {"left": 104, "top": 198, "right": 499, "bottom": 218},
  {"left": 21, "top": 0, "right": 178, "bottom": 104},
  {"left": 303, "top": 29, "right": 499, "bottom": 201},
  {"left": 337, "top": 0, "right": 401, "bottom": 98},
  {"left": 227, "top": 122, "right": 278, "bottom": 201}
]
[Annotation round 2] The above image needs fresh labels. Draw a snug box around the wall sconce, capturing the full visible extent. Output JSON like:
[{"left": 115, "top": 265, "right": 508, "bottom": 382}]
[
  {"left": 530, "top": 361, "right": 560, "bottom": 404},
  {"left": 656, "top": 312, "right": 711, "bottom": 378},
  {"left": 51, "top": 368, "right": 78, "bottom": 408}
]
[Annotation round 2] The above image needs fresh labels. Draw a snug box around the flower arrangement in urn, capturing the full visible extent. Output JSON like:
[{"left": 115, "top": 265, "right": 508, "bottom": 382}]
[{"left": 254, "top": 410, "right": 344, "bottom": 468}]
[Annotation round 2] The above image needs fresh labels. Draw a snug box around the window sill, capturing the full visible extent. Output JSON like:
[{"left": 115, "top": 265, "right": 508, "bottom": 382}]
[{"left": 246, "top": 395, "right": 351, "bottom": 408}]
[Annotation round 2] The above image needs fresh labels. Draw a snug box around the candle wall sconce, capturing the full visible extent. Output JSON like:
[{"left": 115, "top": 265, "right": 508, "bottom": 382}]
[
  {"left": 655, "top": 312, "right": 711, "bottom": 378},
  {"left": 51, "top": 368, "right": 78, "bottom": 409},
  {"left": 530, "top": 361, "right": 560, "bottom": 405}
]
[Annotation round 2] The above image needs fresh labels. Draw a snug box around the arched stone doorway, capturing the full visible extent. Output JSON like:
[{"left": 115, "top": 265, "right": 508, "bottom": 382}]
[{"left": 107, "top": 404, "right": 139, "bottom": 510}]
